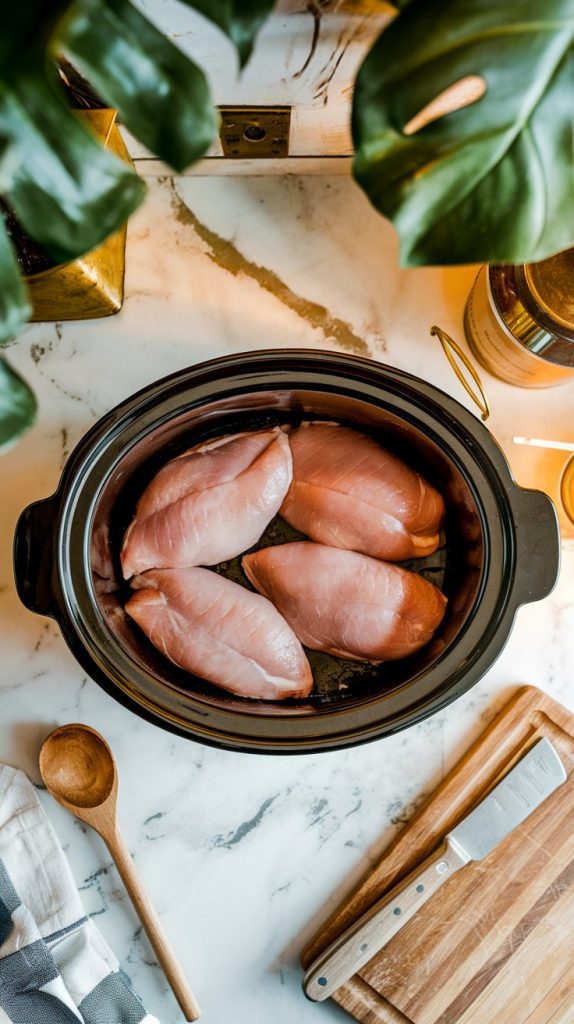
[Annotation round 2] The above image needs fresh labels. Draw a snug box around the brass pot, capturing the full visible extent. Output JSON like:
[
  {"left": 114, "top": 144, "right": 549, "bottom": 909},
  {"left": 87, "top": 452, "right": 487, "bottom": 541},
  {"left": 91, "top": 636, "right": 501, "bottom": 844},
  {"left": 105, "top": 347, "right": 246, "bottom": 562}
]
[
  {"left": 464, "top": 253, "right": 574, "bottom": 388},
  {"left": 25, "top": 109, "right": 131, "bottom": 322}
]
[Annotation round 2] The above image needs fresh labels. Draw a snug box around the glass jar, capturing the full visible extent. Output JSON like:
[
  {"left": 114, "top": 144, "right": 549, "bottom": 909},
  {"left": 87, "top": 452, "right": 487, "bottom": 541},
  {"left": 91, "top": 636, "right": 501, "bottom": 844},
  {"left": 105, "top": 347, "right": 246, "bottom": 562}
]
[{"left": 464, "top": 249, "right": 574, "bottom": 387}]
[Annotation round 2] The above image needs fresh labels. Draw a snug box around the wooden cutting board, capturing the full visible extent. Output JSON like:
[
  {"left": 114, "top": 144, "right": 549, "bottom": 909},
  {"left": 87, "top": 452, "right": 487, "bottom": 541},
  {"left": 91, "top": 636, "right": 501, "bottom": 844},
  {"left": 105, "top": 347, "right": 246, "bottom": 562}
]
[{"left": 302, "top": 686, "right": 574, "bottom": 1024}]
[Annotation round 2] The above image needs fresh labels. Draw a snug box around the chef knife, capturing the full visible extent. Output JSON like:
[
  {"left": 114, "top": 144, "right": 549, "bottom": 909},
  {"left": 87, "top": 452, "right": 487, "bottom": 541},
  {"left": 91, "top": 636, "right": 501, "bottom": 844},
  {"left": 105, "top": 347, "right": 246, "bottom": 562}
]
[{"left": 304, "top": 736, "right": 566, "bottom": 1002}]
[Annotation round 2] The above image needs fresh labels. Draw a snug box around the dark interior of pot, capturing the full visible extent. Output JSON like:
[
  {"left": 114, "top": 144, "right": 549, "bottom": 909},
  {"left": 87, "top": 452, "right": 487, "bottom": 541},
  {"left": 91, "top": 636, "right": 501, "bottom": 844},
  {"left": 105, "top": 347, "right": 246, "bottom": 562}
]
[{"left": 89, "top": 388, "right": 486, "bottom": 716}]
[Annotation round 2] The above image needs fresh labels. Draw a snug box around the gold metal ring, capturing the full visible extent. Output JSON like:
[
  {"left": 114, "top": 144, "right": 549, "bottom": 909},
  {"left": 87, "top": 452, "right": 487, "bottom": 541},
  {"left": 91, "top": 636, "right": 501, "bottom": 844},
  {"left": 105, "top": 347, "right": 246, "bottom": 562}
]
[
  {"left": 431, "top": 325, "right": 490, "bottom": 422},
  {"left": 560, "top": 454, "right": 574, "bottom": 526}
]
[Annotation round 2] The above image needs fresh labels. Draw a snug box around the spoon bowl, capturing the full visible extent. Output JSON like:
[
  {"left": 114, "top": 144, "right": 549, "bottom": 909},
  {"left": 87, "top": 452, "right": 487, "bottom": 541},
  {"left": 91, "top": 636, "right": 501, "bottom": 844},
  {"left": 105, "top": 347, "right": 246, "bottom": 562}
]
[
  {"left": 40, "top": 724, "right": 116, "bottom": 810},
  {"left": 40, "top": 722, "right": 200, "bottom": 1020}
]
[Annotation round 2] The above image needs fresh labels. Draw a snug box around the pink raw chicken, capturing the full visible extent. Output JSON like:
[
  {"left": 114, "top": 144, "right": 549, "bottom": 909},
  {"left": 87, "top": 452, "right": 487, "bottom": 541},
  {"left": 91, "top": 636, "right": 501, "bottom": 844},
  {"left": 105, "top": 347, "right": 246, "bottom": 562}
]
[
  {"left": 125, "top": 567, "right": 313, "bottom": 700},
  {"left": 243, "top": 542, "right": 447, "bottom": 662},
  {"left": 280, "top": 423, "right": 445, "bottom": 560},
  {"left": 121, "top": 428, "right": 292, "bottom": 578}
]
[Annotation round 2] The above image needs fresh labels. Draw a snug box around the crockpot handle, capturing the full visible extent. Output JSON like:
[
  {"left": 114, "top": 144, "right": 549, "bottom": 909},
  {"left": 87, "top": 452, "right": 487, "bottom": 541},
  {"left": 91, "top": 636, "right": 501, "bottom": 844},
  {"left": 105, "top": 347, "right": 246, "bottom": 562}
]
[
  {"left": 512, "top": 488, "right": 560, "bottom": 606},
  {"left": 13, "top": 497, "right": 59, "bottom": 618}
]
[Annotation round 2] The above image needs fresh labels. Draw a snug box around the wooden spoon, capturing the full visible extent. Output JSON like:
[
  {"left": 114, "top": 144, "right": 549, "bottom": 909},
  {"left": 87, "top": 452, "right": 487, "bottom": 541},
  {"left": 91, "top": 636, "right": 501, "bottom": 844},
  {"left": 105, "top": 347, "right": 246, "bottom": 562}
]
[{"left": 40, "top": 723, "right": 201, "bottom": 1021}]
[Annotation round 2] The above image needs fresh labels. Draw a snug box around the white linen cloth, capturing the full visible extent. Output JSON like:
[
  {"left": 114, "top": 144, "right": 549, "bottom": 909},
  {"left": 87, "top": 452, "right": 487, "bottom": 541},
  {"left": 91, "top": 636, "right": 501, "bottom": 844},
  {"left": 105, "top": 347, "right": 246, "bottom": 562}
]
[{"left": 0, "top": 763, "right": 160, "bottom": 1023}]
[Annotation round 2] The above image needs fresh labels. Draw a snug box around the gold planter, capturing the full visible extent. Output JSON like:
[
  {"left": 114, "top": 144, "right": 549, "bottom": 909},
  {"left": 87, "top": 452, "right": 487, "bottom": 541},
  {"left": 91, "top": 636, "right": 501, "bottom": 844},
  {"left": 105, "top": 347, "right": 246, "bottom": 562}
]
[{"left": 26, "top": 110, "right": 132, "bottom": 322}]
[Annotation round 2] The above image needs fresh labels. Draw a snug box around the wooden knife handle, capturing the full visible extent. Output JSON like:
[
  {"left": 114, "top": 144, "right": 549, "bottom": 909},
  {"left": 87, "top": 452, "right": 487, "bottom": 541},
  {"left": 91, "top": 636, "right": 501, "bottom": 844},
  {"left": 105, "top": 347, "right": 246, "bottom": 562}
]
[{"left": 304, "top": 839, "right": 470, "bottom": 1002}]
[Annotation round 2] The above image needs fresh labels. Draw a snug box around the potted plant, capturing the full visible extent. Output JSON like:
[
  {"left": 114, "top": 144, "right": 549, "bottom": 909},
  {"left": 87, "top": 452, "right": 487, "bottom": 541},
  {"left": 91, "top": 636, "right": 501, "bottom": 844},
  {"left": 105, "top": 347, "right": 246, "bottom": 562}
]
[{"left": 2, "top": 0, "right": 573, "bottom": 447}]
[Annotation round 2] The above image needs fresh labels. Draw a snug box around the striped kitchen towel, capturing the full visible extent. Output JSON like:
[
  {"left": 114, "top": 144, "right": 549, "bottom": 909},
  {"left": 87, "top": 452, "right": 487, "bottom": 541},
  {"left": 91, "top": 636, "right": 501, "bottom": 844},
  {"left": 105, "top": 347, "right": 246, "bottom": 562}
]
[{"left": 0, "top": 763, "right": 159, "bottom": 1023}]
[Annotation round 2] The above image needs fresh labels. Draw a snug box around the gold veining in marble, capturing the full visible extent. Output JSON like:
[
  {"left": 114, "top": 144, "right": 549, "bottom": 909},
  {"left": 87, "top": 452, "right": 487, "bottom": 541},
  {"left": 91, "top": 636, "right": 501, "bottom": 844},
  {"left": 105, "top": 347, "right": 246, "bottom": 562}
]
[{"left": 169, "top": 183, "right": 370, "bottom": 356}]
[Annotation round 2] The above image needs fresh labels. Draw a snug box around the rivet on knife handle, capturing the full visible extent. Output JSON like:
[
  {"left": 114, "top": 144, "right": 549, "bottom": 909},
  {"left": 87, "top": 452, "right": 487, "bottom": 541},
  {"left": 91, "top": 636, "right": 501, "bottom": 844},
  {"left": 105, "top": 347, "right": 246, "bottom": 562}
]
[
  {"left": 303, "top": 737, "right": 566, "bottom": 1003},
  {"left": 304, "top": 839, "right": 469, "bottom": 1002}
]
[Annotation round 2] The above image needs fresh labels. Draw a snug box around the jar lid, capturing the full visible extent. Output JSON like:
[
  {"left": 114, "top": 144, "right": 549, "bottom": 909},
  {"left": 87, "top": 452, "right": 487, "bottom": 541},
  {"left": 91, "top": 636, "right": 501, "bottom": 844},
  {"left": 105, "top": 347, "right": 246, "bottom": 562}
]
[{"left": 521, "top": 247, "right": 574, "bottom": 336}]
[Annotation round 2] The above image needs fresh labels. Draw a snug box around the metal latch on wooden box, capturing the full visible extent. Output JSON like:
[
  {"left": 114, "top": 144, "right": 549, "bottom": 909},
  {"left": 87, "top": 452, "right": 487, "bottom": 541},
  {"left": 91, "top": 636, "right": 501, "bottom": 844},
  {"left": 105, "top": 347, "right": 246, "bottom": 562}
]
[{"left": 219, "top": 107, "right": 291, "bottom": 158}]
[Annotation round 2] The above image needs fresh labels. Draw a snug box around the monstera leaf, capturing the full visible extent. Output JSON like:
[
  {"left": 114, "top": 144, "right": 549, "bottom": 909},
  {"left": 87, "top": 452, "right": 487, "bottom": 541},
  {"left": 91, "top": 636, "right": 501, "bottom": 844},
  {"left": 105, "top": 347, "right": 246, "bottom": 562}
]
[
  {"left": 1, "top": 78, "right": 146, "bottom": 267},
  {"left": 0, "top": 358, "right": 36, "bottom": 450},
  {"left": 353, "top": 0, "right": 574, "bottom": 266},
  {"left": 181, "top": 0, "right": 275, "bottom": 66},
  {"left": 60, "top": 0, "right": 218, "bottom": 171},
  {"left": 0, "top": 220, "right": 32, "bottom": 345},
  {"left": 0, "top": 0, "right": 273, "bottom": 446},
  {"left": 1, "top": 5, "right": 145, "bottom": 268}
]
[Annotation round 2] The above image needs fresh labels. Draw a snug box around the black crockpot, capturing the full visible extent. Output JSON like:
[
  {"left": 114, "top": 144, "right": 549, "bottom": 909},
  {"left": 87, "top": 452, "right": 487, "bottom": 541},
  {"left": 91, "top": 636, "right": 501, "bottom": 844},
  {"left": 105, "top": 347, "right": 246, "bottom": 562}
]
[{"left": 13, "top": 350, "right": 560, "bottom": 753}]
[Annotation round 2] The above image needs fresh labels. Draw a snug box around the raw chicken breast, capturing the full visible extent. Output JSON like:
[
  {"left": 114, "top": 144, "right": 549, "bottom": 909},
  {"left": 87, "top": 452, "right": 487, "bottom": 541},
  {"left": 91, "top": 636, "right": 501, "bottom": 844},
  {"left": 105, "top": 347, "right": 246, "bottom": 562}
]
[
  {"left": 121, "top": 428, "right": 292, "bottom": 578},
  {"left": 243, "top": 543, "right": 447, "bottom": 662},
  {"left": 125, "top": 567, "right": 313, "bottom": 700},
  {"left": 280, "top": 423, "right": 445, "bottom": 560}
]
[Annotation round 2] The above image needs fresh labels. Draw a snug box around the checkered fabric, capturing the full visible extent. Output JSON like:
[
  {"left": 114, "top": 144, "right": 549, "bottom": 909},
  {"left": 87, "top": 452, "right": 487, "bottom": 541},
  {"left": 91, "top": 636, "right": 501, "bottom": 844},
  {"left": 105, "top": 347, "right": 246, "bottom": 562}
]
[{"left": 0, "top": 764, "right": 159, "bottom": 1023}]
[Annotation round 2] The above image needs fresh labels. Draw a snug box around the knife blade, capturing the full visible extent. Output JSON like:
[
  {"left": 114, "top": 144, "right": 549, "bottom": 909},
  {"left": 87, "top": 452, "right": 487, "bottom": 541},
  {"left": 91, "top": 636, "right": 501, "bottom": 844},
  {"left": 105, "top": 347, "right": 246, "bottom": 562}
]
[{"left": 303, "top": 737, "right": 566, "bottom": 1002}]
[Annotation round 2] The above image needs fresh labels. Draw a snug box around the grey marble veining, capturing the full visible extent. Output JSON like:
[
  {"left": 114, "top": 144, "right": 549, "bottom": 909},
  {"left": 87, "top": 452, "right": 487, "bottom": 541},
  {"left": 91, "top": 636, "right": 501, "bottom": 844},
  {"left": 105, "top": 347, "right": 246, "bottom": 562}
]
[{"left": 0, "top": 174, "right": 573, "bottom": 1023}]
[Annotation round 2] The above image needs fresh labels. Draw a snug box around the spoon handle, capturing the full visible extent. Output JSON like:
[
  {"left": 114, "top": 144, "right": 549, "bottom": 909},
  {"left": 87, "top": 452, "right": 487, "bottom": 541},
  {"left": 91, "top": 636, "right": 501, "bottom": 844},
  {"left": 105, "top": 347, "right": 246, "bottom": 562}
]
[{"left": 107, "top": 827, "right": 201, "bottom": 1021}]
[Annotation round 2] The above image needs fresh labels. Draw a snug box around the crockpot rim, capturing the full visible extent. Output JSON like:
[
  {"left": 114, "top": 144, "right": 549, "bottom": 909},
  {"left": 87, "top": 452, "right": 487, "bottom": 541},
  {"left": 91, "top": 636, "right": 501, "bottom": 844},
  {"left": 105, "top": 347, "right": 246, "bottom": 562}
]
[
  {"left": 14, "top": 349, "right": 559, "bottom": 753},
  {"left": 64, "top": 351, "right": 510, "bottom": 749}
]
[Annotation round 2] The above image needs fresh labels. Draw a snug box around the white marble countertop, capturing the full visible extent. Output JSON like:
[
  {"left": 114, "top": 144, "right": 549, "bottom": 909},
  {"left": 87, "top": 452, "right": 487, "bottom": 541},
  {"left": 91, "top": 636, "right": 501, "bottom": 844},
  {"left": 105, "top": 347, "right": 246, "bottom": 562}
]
[{"left": 1, "top": 173, "right": 573, "bottom": 1024}]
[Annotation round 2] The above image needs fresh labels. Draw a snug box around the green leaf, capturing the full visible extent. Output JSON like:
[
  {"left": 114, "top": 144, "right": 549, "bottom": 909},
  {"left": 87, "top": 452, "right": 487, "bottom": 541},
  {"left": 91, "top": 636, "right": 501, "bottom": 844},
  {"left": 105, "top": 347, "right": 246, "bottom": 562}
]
[
  {"left": 0, "top": 1, "right": 146, "bottom": 266},
  {"left": 0, "top": 7, "right": 69, "bottom": 66},
  {"left": 181, "top": 0, "right": 275, "bottom": 67},
  {"left": 60, "top": 0, "right": 218, "bottom": 172},
  {"left": 0, "top": 217, "right": 31, "bottom": 345},
  {"left": 352, "top": 0, "right": 574, "bottom": 266},
  {"left": 0, "top": 356, "right": 36, "bottom": 450},
  {"left": 0, "top": 75, "right": 146, "bottom": 264}
]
